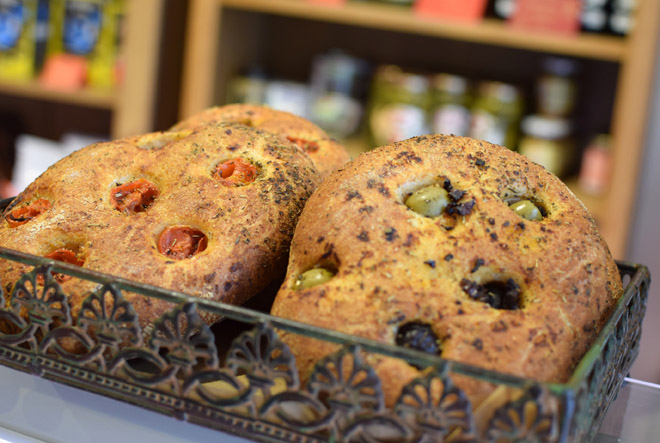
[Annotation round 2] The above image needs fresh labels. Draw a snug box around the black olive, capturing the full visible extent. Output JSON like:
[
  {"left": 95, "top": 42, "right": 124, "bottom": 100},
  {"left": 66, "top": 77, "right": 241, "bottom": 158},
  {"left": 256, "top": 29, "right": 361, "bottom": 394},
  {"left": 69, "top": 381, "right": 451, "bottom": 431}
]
[
  {"left": 395, "top": 322, "right": 441, "bottom": 356},
  {"left": 486, "top": 279, "right": 521, "bottom": 310},
  {"left": 461, "top": 278, "right": 521, "bottom": 310},
  {"left": 449, "top": 188, "right": 466, "bottom": 202}
]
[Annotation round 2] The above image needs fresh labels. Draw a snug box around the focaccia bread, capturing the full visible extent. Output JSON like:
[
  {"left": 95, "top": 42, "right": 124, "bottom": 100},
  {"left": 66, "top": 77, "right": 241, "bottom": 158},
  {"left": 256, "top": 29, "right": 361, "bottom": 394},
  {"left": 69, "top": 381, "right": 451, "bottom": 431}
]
[
  {"left": 172, "top": 104, "right": 350, "bottom": 179},
  {"left": 0, "top": 122, "right": 319, "bottom": 332},
  {"left": 270, "top": 134, "right": 622, "bottom": 407}
]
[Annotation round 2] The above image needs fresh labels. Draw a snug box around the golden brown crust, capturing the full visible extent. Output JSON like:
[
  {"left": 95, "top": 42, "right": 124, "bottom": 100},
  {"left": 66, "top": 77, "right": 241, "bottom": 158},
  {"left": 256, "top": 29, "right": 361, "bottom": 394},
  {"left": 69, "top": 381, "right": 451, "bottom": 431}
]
[
  {"left": 0, "top": 122, "right": 320, "bottom": 330},
  {"left": 270, "top": 134, "right": 623, "bottom": 407},
  {"left": 172, "top": 104, "right": 350, "bottom": 179}
]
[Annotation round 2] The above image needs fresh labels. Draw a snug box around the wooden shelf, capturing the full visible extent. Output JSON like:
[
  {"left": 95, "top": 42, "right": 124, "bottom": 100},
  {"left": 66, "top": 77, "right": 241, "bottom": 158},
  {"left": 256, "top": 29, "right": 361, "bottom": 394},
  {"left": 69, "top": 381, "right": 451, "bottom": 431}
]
[
  {"left": 0, "top": 78, "right": 116, "bottom": 110},
  {"left": 220, "top": 0, "right": 628, "bottom": 62}
]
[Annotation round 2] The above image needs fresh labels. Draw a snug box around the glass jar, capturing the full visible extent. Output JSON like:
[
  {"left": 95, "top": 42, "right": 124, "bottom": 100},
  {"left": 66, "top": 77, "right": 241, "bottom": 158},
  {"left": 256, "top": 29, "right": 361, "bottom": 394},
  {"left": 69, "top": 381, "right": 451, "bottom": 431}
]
[
  {"left": 493, "top": 0, "right": 517, "bottom": 19},
  {"left": 429, "top": 73, "right": 471, "bottom": 137},
  {"left": 226, "top": 65, "right": 267, "bottom": 105},
  {"left": 581, "top": 0, "right": 610, "bottom": 34},
  {"left": 469, "top": 81, "right": 523, "bottom": 150},
  {"left": 367, "top": 65, "right": 431, "bottom": 147},
  {"left": 537, "top": 57, "right": 577, "bottom": 118},
  {"left": 517, "top": 114, "right": 572, "bottom": 177},
  {"left": 610, "top": 0, "right": 637, "bottom": 36},
  {"left": 308, "top": 50, "right": 370, "bottom": 139}
]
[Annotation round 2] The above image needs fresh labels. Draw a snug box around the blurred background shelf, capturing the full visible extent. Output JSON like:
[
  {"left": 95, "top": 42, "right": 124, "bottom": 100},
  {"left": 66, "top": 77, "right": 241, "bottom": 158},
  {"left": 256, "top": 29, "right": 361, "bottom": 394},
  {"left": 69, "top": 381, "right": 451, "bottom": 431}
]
[
  {"left": 0, "top": 0, "right": 175, "bottom": 144},
  {"left": 0, "top": 0, "right": 191, "bottom": 196},
  {"left": 2, "top": 0, "right": 653, "bottom": 257},
  {"left": 181, "top": 0, "right": 660, "bottom": 260},
  {"left": 220, "top": 0, "right": 628, "bottom": 62},
  {"left": 0, "top": 79, "right": 116, "bottom": 110}
]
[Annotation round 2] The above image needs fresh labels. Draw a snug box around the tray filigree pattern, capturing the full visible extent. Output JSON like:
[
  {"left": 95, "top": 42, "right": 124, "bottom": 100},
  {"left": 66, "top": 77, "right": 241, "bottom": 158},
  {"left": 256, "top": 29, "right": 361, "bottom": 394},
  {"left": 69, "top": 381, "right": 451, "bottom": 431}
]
[{"left": 0, "top": 247, "right": 651, "bottom": 442}]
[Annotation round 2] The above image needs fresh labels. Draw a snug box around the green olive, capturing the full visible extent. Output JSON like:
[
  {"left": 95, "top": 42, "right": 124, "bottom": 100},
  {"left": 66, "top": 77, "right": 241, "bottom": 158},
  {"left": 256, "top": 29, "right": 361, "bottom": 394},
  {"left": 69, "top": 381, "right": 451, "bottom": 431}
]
[
  {"left": 405, "top": 185, "right": 449, "bottom": 217},
  {"left": 295, "top": 267, "right": 335, "bottom": 290},
  {"left": 509, "top": 200, "right": 543, "bottom": 221}
]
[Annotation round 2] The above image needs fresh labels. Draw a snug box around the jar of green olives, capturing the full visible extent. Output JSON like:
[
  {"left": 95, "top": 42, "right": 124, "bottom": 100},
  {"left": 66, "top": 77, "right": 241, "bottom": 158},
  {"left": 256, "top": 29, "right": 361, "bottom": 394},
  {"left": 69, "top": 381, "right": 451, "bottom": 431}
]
[
  {"left": 517, "top": 114, "right": 572, "bottom": 178},
  {"left": 367, "top": 65, "right": 431, "bottom": 147},
  {"left": 468, "top": 81, "right": 523, "bottom": 150},
  {"left": 429, "top": 73, "right": 471, "bottom": 137}
]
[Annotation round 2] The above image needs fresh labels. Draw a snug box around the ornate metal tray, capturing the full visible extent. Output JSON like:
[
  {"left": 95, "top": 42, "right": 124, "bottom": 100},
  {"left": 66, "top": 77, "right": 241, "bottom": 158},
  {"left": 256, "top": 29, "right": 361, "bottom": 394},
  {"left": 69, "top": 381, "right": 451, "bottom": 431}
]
[{"left": 0, "top": 201, "right": 650, "bottom": 442}]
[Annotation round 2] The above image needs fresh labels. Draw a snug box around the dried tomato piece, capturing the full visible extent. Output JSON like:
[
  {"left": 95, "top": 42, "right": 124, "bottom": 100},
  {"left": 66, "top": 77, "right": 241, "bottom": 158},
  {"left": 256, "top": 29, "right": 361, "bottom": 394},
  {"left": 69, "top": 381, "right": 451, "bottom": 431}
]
[
  {"left": 44, "top": 248, "right": 85, "bottom": 283},
  {"left": 6, "top": 198, "right": 51, "bottom": 227},
  {"left": 287, "top": 136, "right": 319, "bottom": 153},
  {"left": 46, "top": 249, "right": 85, "bottom": 267},
  {"left": 213, "top": 158, "right": 257, "bottom": 186},
  {"left": 111, "top": 179, "right": 159, "bottom": 214},
  {"left": 158, "top": 226, "right": 208, "bottom": 260}
]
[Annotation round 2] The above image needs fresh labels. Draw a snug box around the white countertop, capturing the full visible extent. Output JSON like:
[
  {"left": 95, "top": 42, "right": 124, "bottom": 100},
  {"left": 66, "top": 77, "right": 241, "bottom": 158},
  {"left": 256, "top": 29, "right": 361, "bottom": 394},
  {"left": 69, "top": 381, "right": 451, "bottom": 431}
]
[{"left": 0, "top": 365, "right": 249, "bottom": 443}]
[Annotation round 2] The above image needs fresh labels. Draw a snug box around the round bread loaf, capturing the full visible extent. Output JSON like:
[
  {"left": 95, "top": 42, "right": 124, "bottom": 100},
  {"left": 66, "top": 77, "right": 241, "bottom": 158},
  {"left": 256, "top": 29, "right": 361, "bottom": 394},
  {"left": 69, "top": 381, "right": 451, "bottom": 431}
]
[
  {"left": 0, "top": 122, "right": 319, "bottom": 332},
  {"left": 172, "top": 104, "right": 350, "bottom": 179},
  {"left": 270, "top": 134, "right": 623, "bottom": 407}
]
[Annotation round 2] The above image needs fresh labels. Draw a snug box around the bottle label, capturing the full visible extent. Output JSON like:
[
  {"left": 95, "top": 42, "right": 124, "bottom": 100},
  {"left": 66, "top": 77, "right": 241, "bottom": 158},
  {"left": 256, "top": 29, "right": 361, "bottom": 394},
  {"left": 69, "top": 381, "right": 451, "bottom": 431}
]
[
  {"left": 518, "top": 138, "right": 564, "bottom": 176},
  {"left": 311, "top": 92, "right": 362, "bottom": 138},
  {"left": 0, "top": 0, "right": 23, "bottom": 51},
  {"left": 432, "top": 104, "right": 470, "bottom": 137},
  {"left": 370, "top": 104, "right": 428, "bottom": 146},
  {"left": 469, "top": 110, "right": 506, "bottom": 147}
]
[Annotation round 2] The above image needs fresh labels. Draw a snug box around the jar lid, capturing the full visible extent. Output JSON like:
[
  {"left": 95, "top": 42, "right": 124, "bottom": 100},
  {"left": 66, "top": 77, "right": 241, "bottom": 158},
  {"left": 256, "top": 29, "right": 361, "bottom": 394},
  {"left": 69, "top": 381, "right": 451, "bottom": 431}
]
[
  {"left": 521, "top": 115, "right": 571, "bottom": 139},
  {"left": 542, "top": 57, "right": 578, "bottom": 77}
]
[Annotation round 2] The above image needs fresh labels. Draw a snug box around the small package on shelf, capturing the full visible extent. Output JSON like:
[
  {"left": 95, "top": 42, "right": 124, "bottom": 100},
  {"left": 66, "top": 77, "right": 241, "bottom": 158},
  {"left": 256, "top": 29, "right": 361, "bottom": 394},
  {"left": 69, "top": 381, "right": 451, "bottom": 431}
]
[
  {"left": 39, "top": 0, "right": 124, "bottom": 90},
  {"left": 579, "top": 133, "right": 612, "bottom": 195},
  {"left": 414, "top": 0, "right": 488, "bottom": 22},
  {"left": 508, "top": 0, "right": 581, "bottom": 35},
  {"left": 0, "top": 0, "right": 41, "bottom": 81}
]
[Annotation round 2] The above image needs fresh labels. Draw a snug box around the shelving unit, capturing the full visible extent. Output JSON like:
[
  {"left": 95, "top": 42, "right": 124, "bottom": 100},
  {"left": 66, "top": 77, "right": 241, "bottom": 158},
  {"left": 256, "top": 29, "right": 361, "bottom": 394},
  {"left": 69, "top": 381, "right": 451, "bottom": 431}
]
[
  {"left": 0, "top": 0, "right": 165, "bottom": 140},
  {"left": 218, "top": 0, "right": 628, "bottom": 61},
  {"left": 0, "top": 78, "right": 116, "bottom": 109},
  {"left": 181, "top": 0, "right": 660, "bottom": 259},
  {"left": 112, "top": 0, "right": 166, "bottom": 138}
]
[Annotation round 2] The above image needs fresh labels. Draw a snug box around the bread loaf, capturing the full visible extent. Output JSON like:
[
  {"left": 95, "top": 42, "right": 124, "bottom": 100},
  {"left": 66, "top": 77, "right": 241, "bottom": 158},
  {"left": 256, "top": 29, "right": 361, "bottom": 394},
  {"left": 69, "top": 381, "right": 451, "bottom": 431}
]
[
  {"left": 172, "top": 104, "right": 351, "bottom": 178},
  {"left": 0, "top": 121, "right": 320, "bottom": 332},
  {"left": 270, "top": 134, "right": 623, "bottom": 406}
]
